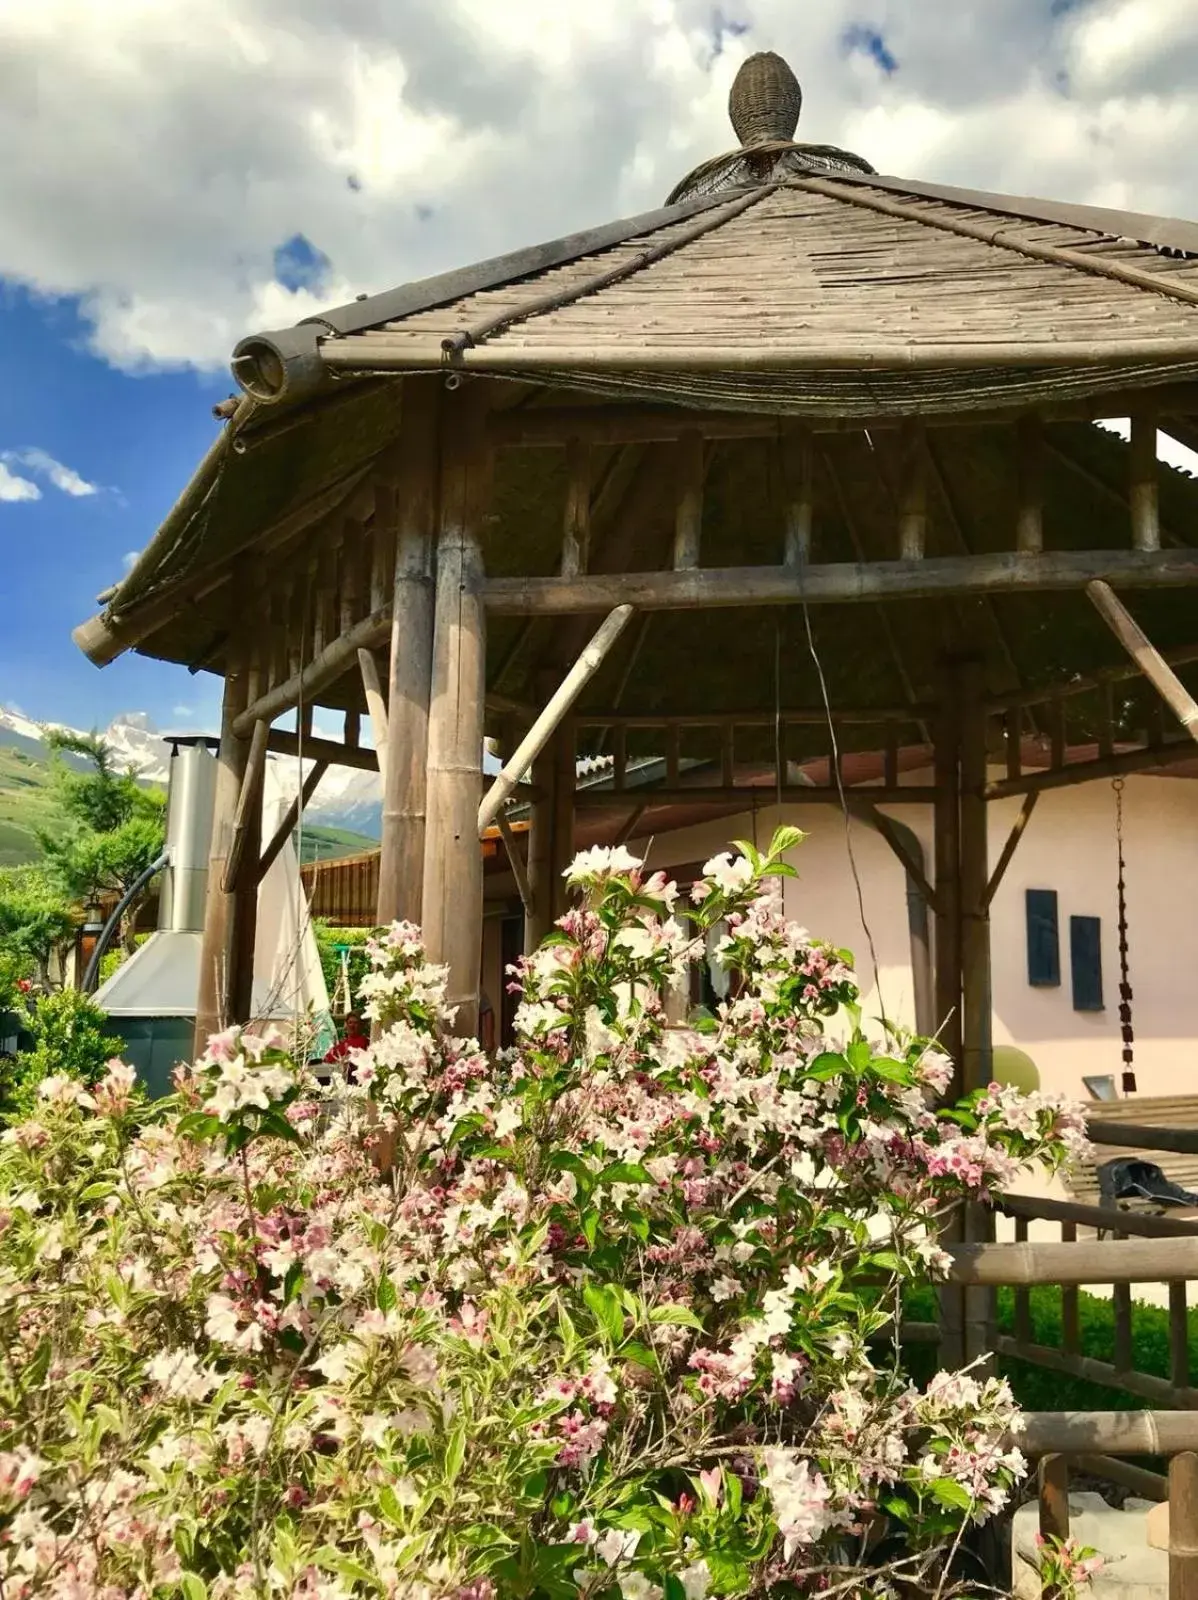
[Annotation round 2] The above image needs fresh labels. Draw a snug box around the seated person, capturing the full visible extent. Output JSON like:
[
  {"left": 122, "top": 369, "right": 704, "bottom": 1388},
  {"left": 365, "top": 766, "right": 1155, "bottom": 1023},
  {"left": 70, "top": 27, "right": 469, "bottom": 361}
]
[{"left": 324, "top": 1012, "right": 369, "bottom": 1071}]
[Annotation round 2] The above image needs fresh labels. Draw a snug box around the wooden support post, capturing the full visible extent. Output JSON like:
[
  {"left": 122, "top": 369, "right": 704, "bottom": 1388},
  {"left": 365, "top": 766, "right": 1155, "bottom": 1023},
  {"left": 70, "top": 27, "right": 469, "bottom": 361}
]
[
  {"left": 781, "top": 423, "right": 814, "bottom": 567},
  {"left": 898, "top": 421, "right": 927, "bottom": 561},
  {"left": 1172, "top": 1282, "right": 1190, "bottom": 1390},
  {"left": 1171, "top": 1453, "right": 1198, "bottom": 1600},
  {"left": 672, "top": 429, "right": 704, "bottom": 572},
  {"left": 377, "top": 379, "right": 439, "bottom": 927},
  {"left": 1086, "top": 579, "right": 1198, "bottom": 744},
  {"left": 983, "top": 792, "right": 1039, "bottom": 909},
  {"left": 550, "top": 719, "right": 576, "bottom": 922},
  {"left": 526, "top": 738, "right": 555, "bottom": 954},
  {"left": 222, "top": 717, "right": 270, "bottom": 894},
  {"left": 1017, "top": 416, "right": 1044, "bottom": 555},
  {"left": 195, "top": 660, "right": 253, "bottom": 1051},
  {"left": 421, "top": 383, "right": 491, "bottom": 1037},
  {"left": 561, "top": 438, "right": 591, "bottom": 578},
  {"left": 477, "top": 605, "right": 635, "bottom": 832},
  {"left": 357, "top": 647, "right": 389, "bottom": 755},
  {"left": 1131, "top": 408, "right": 1161, "bottom": 553},
  {"left": 933, "top": 667, "right": 965, "bottom": 1369}
]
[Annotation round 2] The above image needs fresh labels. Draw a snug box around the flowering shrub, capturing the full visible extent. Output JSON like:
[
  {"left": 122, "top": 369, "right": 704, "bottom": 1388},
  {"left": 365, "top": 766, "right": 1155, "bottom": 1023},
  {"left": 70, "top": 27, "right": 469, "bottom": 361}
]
[
  {"left": 0, "top": 828, "right": 1087, "bottom": 1598},
  {"left": 1035, "top": 1534, "right": 1104, "bottom": 1598}
]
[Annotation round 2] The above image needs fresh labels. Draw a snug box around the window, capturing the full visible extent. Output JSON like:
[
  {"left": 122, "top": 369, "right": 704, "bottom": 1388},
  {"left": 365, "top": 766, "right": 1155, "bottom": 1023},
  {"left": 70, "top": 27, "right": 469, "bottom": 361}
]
[
  {"left": 1025, "top": 889, "right": 1061, "bottom": 987},
  {"left": 1070, "top": 916, "right": 1104, "bottom": 1013}
]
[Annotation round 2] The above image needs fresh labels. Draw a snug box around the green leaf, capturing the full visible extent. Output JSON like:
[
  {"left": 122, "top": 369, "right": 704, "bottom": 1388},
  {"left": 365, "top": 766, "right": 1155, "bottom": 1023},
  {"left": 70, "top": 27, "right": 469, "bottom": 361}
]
[
  {"left": 806, "top": 1052, "right": 847, "bottom": 1082},
  {"left": 647, "top": 1304, "right": 703, "bottom": 1329},
  {"left": 177, "top": 1111, "right": 220, "bottom": 1141},
  {"left": 599, "top": 1161, "right": 653, "bottom": 1186},
  {"left": 376, "top": 1274, "right": 397, "bottom": 1312},
  {"left": 930, "top": 1476, "right": 975, "bottom": 1513},
  {"left": 583, "top": 1282, "right": 626, "bottom": 1345},
  {"left": 181, "top": 1575, "right": 208, "bottom": 1600},
  {"left": 443, "top": 1422, "right": 466, "bottom": 1484},
  {"left": 23, "top": 1337, "right": 51, "bottom": 1389},
  {"left": 582, "top": 1209, "right": 600, "bottom": 1250},
  {"left": 282, "top": 1263, "right": 304, "bottom": 1307}
]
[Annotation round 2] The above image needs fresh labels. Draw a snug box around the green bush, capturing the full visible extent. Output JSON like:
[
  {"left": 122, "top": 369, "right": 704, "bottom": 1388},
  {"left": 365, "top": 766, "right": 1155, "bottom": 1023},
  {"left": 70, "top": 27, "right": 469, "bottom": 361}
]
[
  {"left": 312, "top": 919, "right": 373, "bottom": 1009},
  {"left": 1, "top": 987, "right": 123, "bottom": 1122}
]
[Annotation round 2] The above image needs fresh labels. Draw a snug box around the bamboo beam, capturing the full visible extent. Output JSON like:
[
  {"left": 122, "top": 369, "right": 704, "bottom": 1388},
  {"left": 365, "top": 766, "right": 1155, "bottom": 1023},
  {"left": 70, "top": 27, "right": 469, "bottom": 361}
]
[
  {"left": 898, "top": 421, "right": 927, "bottom": 561},
  {"left": 421, "top": 384, "right": 491, "bottom": 1037},
  {"left": 1016, "top": 1412, "right": 1198, "bottom": 1458},
  {"left": 1016, "top": 415, "right": 1044, "bottom": 555},
  {"left": 232, "top": 607, "right": 391, "bottom": 737},
  {"left": 982, "top": 791, "right": 1040, "bottom": 909},
  {"left": 672, "top": 430, "right": 705, "bottom": 572},
  {"left": 1086, "top": 580, "right": 1198, "bottom": 744},
  {"left": 484, "top": 549, "right": 1198, "bottom": 616},
  {"left": 947, "top": 1236, "right": 1198, "bottom": 1285},
  {"left": 1087, "top": 1120, "right": 1198, "bottom": 1156},
  {"left": 574, "top": 784, "right": 939, "bottom": 808},
  {"left": 378, "top": 383, "right": 440, "bottom": 927},
  {"left": 195, "top": 661, "right": 252, "bottom": 1051},
  {"left": 983, "top": 734, "right": 1198, "bottom": 799},
  {"left": 1000, "top": 1192, "right": 1198, "bottom": 1239},
  {"left": 267, "top": 731, "right": 378, "bottom": 773},
  {"left": 357, "top": 647, "right": 389, "bottom": 755},
  {"left": 478, "top": 606, "right": 635, "bottom": 833},
  {"left": 989, "top": 641, "right": 1198, "bottom": 714},
  {"left": 525, "top": 736, "right": 555, "bottom": 954},
  {"left": 257, "top": 760, "right": 328, "bottom": 882},
  {"left": 993, "top": 1335, "right": 1198, "bottom": 1411},
  {"left": 221, "top": 718, "right": 270, "bottom": 893},
  {"left": 1131, "top": 408, "right": 1162, "bottom": 553},
  {"left": 1073, "top": 1457, "right": 1167, "bottom": 1502},
  {"left": 550, "top": 719, "right": 576, "bottom": 922},
  {"left": 574, "top": 706, "right": 928, "bottom": 728},
  {"left": 561, "top": 438, "right": 591, "bottom": 578}
]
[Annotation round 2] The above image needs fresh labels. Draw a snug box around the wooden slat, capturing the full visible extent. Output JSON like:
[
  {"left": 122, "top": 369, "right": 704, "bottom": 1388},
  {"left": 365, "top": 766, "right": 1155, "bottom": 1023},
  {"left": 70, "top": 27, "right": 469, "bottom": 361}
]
[
  {"left": 1061, "top": 1221, "right": 1080, "bottom": 1355},
  {"left": 1014, "top": 1214, "right": 1033, "bottom": 1345},
  {"left": 1174, "top": 1282, "right": 1191, "bottom": 1390},
  {"left": 994, "top": 1338, "right": 1198, "bottom": 1409}
]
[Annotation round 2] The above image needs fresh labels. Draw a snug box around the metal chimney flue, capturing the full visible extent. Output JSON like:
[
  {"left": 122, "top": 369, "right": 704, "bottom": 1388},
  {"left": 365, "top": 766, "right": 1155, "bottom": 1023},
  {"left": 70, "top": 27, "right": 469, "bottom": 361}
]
[{"left": 158, "top": 741, "right": 217, "bottom": 933}]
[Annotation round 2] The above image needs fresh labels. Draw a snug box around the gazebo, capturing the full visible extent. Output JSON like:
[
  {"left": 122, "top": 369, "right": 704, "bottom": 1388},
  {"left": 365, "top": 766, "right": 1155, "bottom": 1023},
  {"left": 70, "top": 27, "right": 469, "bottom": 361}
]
[{"left": 77, "top": 51, "right": 1198, "bottom": 1129}]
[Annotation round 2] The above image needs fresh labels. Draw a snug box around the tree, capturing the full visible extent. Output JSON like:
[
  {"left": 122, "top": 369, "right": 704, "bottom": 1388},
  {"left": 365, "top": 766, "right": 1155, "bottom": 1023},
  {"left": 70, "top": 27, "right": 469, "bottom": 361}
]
[
  {"left": 38, "top": 732, "right": 166, "bottom": 955},
  {"left": 0, "top": 866, "right": 75, "bottom": 992}
]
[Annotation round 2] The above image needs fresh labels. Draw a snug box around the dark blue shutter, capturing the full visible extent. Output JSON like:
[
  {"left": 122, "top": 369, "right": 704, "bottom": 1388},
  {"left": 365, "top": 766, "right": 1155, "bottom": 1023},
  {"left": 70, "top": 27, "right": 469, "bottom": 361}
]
[
  {"left": 1070, "top": 916, "right": 1104, "bottom": 1013},
  {"left": 1025, "top": 889, "right": 1060, "bottom": 987}
]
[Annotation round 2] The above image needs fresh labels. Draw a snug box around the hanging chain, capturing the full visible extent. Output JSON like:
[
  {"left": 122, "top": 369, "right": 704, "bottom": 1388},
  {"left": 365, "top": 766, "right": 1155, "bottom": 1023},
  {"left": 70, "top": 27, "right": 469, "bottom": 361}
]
[{"left": 1113, "top": 778, "right": 1136, "bottom": 1095}]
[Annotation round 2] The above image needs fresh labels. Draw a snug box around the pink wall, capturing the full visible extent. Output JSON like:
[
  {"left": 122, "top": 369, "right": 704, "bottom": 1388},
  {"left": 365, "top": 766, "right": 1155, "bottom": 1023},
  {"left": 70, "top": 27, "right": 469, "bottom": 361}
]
[{"left": 628, "top": 772, "right": 1197, "bottom": 1104}]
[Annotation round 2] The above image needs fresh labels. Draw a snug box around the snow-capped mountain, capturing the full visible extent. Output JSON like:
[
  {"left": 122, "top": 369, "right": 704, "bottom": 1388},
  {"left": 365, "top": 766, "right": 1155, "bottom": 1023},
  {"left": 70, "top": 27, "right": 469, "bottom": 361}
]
[{"left": 0, "top": 705, "right": 383, "bottom": 839}]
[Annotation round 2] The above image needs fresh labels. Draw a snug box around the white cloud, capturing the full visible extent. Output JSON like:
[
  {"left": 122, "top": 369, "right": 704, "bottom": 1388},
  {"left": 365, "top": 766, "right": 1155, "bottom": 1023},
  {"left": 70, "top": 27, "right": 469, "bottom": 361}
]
[
  {"left": 172, "top": 704, "right": 195, "bottom": 718},
  {"left": 1, "top": 448, "right": 98, "bottom": 500},
  {"left": 0, "top": 463, "right": 40, "bottom": 503},
  {"left": 2, "top": 1, "right": 1198, "bottom": 374},
  {"left": 13, "top": 448, "right": 97, "bottom": 497}
]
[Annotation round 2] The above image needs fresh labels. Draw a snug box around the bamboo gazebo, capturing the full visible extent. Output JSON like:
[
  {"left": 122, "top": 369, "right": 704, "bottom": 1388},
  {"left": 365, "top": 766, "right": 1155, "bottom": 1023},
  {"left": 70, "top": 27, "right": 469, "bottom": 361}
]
[{"left": 77, "top": 51, "right": 1198, "bottom": 1125}]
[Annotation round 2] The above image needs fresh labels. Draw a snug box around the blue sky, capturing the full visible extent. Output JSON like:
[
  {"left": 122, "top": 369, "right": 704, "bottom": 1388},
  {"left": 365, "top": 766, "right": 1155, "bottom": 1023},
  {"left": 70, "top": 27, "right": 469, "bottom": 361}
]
[{"left": 3, "top": 0, "right": 1197, "bottom": 737}]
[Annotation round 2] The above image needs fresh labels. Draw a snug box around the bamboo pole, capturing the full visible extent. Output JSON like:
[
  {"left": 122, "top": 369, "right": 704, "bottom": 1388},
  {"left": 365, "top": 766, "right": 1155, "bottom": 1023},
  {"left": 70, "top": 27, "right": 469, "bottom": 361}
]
[
  {"left": 561, "top": 438, "right": 591, "bottom": 578},
  {"left": 525, "top": 735, "right": 555, "bottom": 954},
  {"left": 233, "top": 606, "right": 392, "bottom": 737},
  {"left": 1086, "top": 580, "right": 1198, "bottom": 744},
  {"left": 421, "top": 383, "right": 491, "bottom": 1037},
  {"left": 1131, "top": 408, "right": 1161, "bottom": 553},
  {"left": 946, "top": 1236, "right": 1198, "bottom": 1285},
  {"left": 377, "top": 381, "right": 440, "bottom": 927},
  {"left": 221, "top": 717, "right": 270, "bottom": 893},
  {"left": 194, "top": 660, "right": 252, "bottom": 1051},
  {"left": 898, "top": 421, "right": 927, "bottom": 562},
  {"left": 933, "top": 668, "right": 964, "bottom": 1369},
  {"left": 1016, "top": 416, "right": 1045, "bottom": 556},
  {"left": 576, "top": 785, "right": 940, "bottom": 809},
  {"left": 1172, "top": 1453, "right": 1198, "bottom": 1600},
  {"left": 497, "top": 812, "right": 534, "bottom": 920},
  {"left": 550, "top": 719, "right": 577, "bottom": 922},
  {"left": 672, "top": 430, "right": 705, "bottom": 572},
  {"left": 780, "top": 422, "right": 813, "bottom": 567},
  {"left": 478, "top": 606, "right": 635, "bottom": 833},
  {"left": 267, "top": 731, "right": 378, "bottom": 773},
  {"left": 983, "top": 736, "right": 1198, "bottom": 800},
  {"left": 484, "top": 549, "right": 1198, "bottom": 616},
  {"left": 357, "top": 647, "right": 389, "bottom": 756},
  {"left": 1000, "top": 1192, "right": 1198, "bottom": 1240},
  {"left": 1016, "top": 1412, "right": 1198, "bottom": 1457}
]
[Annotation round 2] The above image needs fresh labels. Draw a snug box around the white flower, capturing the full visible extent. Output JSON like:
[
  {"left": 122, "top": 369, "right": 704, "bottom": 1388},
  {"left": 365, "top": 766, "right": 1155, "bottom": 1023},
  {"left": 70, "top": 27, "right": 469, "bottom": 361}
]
[
  {"left": 566, "top": 846, "right": 642, "bottom": 882},
  {"left": 680, "top": 1560, "right": 712, "bottom": 1600},
  {"left": 710, "top": 1275, "right": 742, "bottom": 1303},
  {"left": 313, "top": 1343, "right": 357, "bottom": 1383},
  {"left": 621, "top": 1577, "right": 663, "bottom": 1600},
  {"left": 597, "top": 1528, "right": 641, "bottom": 1566},
  {"left": 147, "top": 1349, "right": 219, "bottom": 1402},
  {"left": 702, "top": 852, "right": 755, "bottom": 895}
]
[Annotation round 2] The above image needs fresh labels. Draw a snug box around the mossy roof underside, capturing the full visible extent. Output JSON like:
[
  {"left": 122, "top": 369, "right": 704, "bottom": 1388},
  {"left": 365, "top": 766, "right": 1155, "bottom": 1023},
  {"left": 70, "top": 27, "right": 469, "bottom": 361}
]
[{"left": 76, "top": 165, "right": 1198, "bottom": 743}]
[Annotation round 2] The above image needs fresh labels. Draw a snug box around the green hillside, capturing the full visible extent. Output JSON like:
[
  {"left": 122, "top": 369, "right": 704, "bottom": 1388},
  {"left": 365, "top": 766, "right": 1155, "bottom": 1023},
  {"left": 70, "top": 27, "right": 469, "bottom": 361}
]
[
  {"left": 0, "top": 742, "right": 375, "bottom": 868},
  {"left": 0, "top": 746, "right": 60, "bottom": 865}
]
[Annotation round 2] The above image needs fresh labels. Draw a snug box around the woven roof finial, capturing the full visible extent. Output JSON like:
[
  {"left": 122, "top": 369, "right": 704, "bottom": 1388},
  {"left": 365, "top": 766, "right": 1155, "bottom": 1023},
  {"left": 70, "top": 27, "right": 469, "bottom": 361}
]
[{"left": 729, "top": 52, "right": 803, "bottom": 147}]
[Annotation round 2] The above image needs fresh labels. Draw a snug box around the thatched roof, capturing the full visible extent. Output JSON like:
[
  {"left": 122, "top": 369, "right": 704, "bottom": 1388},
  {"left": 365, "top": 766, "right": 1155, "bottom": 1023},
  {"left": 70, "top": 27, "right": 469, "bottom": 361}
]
[{"left": 76, "top": 53, "right": 1198, "bottom": 752}]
